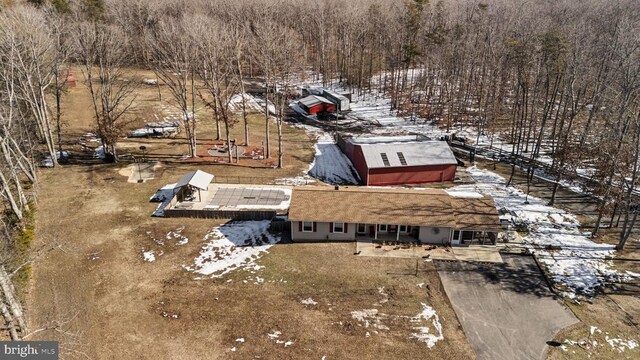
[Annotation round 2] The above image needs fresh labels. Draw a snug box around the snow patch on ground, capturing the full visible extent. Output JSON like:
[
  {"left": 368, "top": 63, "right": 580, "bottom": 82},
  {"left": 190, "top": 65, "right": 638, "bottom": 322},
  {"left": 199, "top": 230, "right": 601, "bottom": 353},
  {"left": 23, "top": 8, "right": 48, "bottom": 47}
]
[
  {"left": 184, "top": 221, "right": 279, "bottom": 278},
  {"left": 267, "top": 331, "right": 294, "bottom": 347},
  {"left": 166, "top": 226, "right": 189, "bottom": 245},
  {"left": 142, "top": 250, "right": 156, "bottom": 262},
  {"left": 350, "top": 309, "right": 390, "bottom": 330},
  {"left": 410, "top": 303, "right": 444, "bottom": 348},
  {"left": 454, "top": 166, "right": 640, "bottom": 298},
  {"left": 301, "top": 298, "right": 318, "bottom": 305},
  {"left": 373, "top": 287, "right": 389, "bottom": 307},
  {"left": 273, "top": 176, "right": 316, "bottom": 186},
  {"left": 350, "top": 302, "right": 444, "bottom": 348},
  {"left": 606, "top": 336, "right": 638, "bottom": 352},
  {"left": 150, "top": 183, "right": 176, "bottom": 217},
  {"left": 563, "top": 326, "right": 638, "bottom": 353},
  {"left": 307, "top": 133, "right": 360, "bottom": 185}
]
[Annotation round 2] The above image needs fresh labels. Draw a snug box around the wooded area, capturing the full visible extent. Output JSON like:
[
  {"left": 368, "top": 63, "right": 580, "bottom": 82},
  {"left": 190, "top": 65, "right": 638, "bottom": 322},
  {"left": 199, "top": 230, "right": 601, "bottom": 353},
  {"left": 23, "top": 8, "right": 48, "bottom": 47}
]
[{"left": 0, "top": 0, "right": 639, "bottom": 340}]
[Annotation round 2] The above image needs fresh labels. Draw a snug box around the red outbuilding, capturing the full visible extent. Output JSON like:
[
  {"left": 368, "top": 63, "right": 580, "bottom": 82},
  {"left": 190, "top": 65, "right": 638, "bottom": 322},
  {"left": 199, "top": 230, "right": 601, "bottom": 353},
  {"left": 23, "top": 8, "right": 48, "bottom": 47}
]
[
  {"left": 298, "top": 95, "right": 336, "bottom": 115},
  {"left": 338, "top": 135, "right": 458, "bottom": 186}
]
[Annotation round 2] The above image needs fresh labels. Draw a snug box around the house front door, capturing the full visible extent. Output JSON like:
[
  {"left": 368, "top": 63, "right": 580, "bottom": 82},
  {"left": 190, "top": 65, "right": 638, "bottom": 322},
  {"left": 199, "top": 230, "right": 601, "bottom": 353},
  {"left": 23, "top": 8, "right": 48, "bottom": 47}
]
[{"left": 369, "top": 225, "right": 375, "bottom": 237}]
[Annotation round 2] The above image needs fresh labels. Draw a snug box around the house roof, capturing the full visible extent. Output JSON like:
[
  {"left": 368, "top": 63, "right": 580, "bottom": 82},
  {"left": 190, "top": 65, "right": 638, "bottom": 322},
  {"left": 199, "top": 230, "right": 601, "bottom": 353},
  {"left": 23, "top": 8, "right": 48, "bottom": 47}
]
[
  {"left": 322, "top": 89, "right": 349, "bottom": 102},
  {"left": 175, "top": 170, "right": 214, "bottom": 190},
  {"left": 359, "top": 141, "right": 457, "bottom": 169},
  {"left": 288, "top": 186, "right": 502, "bottom": 231},
  {"left": 299, "top": 95, "right": 334, "bottom": 108},
  {"left": 347, "top": 134, "right": 429, "bottom": 144}
]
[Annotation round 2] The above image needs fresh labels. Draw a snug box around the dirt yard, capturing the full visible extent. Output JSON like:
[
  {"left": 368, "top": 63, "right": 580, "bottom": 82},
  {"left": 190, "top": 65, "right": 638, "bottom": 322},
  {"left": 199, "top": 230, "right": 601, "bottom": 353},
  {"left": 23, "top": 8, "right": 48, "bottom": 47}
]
[{"left": 28, "top": 164, "right": 475, "bottom": 359}]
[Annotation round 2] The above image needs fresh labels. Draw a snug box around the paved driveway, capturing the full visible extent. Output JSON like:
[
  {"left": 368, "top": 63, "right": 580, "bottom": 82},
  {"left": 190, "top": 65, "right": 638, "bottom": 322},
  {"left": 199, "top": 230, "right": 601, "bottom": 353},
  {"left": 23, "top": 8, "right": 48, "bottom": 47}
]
[{"left": 436, "top": 255, "right": 578, "bottom": 360}]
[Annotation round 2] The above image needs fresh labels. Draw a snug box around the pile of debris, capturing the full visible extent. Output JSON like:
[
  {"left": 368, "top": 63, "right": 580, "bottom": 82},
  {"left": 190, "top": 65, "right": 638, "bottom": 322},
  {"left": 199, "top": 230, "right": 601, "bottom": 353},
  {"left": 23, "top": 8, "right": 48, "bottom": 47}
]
[{"left": 128, "top": 121, "right": 180, "bottom": 138}]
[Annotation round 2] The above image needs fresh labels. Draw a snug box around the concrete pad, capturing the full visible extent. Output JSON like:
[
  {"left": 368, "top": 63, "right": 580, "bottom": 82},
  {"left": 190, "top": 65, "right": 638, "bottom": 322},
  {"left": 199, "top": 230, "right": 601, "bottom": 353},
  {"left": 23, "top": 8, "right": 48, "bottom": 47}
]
[
  {"left": 452, "top": 247, "right": 503, "bottom": 263},
  {"left": 436, "top": 255, "right": 578, "bottom": 360},
  {"left": 126, "top": 162, "right": 160, "bottom": 183},
  {"left": 356, "top": 241, "right": 503, "bottom": 263}
]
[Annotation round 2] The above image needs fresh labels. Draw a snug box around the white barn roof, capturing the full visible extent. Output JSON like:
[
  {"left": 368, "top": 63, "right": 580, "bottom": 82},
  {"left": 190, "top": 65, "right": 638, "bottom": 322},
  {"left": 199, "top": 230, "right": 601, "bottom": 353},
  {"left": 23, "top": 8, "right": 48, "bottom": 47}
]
[
  {"left": 176, "top": 170, "right": 214, "bottom": 190},
  {"left": 360, "top": 141, "right": 457, "bottom": 169},
  {"left": 299, "top": 95, "right": 333, "bottom": 108}
]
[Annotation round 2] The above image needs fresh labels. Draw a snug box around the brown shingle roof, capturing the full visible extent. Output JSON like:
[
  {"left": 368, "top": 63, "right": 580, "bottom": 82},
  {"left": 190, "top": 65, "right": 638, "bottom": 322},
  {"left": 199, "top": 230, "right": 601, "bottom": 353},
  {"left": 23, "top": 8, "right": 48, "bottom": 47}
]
[{"left": 288, "top": 186, "right": 502, "bottom": 231}]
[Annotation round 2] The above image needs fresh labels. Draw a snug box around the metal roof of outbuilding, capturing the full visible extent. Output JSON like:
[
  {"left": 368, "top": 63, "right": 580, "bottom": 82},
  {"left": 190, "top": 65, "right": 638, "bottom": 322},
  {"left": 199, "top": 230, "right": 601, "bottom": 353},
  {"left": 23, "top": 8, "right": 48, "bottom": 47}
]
[
  {"left": 176, "top": 170, "right": 214, "bottom": 190},
  {"left": 299, "top": 95, "right": 334, "bottom": 107},
  {"left": 359, "top": 141, "right": 457, "bottom": 169}
]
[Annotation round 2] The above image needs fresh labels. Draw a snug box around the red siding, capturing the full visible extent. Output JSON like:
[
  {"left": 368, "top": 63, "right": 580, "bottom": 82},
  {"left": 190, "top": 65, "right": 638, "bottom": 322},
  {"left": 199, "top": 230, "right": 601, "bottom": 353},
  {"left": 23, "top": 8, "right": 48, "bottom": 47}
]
[
  {"left": 350, "top": 145, "right": 369, "bottom": 185},
  {"left": 367, "top": 164, "right": 456, "bottom": 186},
  {"left": 306, "top": 102, "right": 336, "bottom": 115}
]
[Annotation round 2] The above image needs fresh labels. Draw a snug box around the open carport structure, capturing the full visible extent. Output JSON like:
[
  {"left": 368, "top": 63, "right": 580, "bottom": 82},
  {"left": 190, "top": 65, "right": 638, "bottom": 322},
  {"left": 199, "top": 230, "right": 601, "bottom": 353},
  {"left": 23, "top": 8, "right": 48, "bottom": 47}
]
[{"left": 436, "top": 255, "right": 578, "bottom": 360}]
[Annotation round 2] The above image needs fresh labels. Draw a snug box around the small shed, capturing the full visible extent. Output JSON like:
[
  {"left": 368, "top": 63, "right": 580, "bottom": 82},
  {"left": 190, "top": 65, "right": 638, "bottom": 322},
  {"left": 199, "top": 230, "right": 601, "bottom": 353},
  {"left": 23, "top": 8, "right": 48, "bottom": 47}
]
[
  {"left": 298, "top": 95, "right": 337, "bottom": 115},
  {"left": 174, "top": 170, "right": 214, "bottom": 202},
  {"left": 322, "top": 89, "right": 350, "bottom": 112}
]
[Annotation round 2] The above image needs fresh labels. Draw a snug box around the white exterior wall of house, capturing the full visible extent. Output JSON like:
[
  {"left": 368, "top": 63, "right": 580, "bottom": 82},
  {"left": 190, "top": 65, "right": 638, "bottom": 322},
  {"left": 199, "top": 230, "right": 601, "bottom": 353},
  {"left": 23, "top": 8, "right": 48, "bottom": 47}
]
[
  {"left": 418, "top": 226, "right": 452, "bottom": 245},
  {"left": 291, "top": 221, "right": 356, "bottom": 241}
]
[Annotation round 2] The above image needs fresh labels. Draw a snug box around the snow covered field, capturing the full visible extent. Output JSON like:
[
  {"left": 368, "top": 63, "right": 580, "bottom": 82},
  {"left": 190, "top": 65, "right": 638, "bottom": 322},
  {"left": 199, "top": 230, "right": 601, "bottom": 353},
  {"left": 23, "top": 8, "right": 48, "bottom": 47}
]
[
  {"left": 229, "top": 93, "right": 276, "bottom": 115},
  {"left": 453, "top": 166, "right": 640, "bottom": 298},
  {"left": 350, "top": 302, "right": 444, "bottom": 348},
  {"left": 307, "top": 133, "right": 360, "bottom": 185},
  {"left": 278, "top": 118, "right": 360, "bottom": 185},
  {"left": 184, "top": 220, "right": 280, "bottom": 278}
]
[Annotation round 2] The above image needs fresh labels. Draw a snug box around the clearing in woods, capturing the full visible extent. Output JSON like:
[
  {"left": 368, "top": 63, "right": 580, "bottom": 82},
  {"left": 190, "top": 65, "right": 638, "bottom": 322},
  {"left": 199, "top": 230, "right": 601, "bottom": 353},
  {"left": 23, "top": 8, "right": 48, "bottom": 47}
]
[{"left": 26, "top": 69, "right": 476, "bottom": 359}]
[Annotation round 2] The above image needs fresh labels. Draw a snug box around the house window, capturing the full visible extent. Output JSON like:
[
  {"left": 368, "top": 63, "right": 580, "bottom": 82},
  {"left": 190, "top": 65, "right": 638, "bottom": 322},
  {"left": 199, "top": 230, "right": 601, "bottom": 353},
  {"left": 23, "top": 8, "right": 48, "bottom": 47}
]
[
  {"left": 302, "top": 221, "right": 313, "bottom": 232},
  {"left": 399, "top": 225, "right": 408, "bottom": 232},
  {"left": 357, "top": 224, "right": 366, "bottom": 234},
  {"left": 378, "top": 224, "right": 388, "bottom": 232},
  {"left": 453, "top": 230, "right": 461, "bottom": 240},
  {"left": 333, "top": 222, "right": 345, "bottom": 233}
]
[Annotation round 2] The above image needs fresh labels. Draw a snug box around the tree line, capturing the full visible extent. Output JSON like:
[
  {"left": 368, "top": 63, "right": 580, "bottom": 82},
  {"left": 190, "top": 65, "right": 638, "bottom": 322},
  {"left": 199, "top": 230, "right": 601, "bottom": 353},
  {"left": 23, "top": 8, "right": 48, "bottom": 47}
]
[{"left": 0, "top": 0, "right": 639, "bottom": 256}]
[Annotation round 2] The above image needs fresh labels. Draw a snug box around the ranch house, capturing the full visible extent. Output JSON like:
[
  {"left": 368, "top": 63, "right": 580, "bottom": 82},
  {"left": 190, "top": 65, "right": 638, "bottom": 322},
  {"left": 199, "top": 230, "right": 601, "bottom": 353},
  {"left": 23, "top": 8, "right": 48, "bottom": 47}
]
[{"left": 288, "top": 186, "right": 503, "bottom": 245}]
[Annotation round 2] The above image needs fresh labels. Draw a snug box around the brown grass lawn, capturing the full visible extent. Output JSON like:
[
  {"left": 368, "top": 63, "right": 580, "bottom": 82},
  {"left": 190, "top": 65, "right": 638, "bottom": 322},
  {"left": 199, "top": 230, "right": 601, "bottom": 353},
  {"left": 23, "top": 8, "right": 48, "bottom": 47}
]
[
  {"left": 28, "top": 164, "right": 475, "bottom": 359},
  {"left": 59, "top": 66, "right": 316, "bottom": 174},
  {"left": 547, "top": 295, "right": 640, "bottom": 359},
  {"left": 27, "top": 72, "right": 475, "bottom": 359}
]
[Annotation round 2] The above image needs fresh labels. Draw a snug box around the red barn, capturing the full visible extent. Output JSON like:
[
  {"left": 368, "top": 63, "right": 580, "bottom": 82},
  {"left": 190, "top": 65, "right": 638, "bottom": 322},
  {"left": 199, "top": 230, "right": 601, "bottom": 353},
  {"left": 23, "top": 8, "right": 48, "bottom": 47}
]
[
  {"left": 298, "top": 95, "right": 336, "bottom": 115},
  {"left": 339, "top": 135, "right": 458, "bottom": 186}
]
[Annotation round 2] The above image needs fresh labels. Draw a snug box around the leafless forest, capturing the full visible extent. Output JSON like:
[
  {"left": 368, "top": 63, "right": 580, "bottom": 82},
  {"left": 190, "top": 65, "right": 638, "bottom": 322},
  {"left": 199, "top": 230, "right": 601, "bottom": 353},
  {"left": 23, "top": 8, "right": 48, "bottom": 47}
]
[{"left": 0, "top": 0, "right": 639, "bottom": 340}]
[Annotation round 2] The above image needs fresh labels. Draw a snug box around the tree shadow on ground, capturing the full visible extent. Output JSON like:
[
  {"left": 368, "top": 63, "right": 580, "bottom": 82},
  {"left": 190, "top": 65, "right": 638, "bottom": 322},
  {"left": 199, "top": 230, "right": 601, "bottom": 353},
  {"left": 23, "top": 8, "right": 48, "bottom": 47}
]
[{"left": 435, "top": 254, "right": 555, "bottom": 297}]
